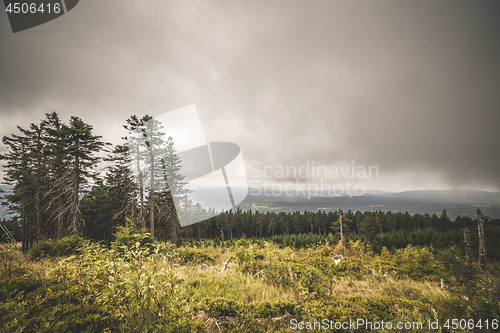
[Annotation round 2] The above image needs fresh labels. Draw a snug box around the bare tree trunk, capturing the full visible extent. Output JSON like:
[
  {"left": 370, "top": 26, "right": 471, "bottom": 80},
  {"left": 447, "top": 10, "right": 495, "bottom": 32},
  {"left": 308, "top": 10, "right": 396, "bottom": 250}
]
[
  {"left": 28, "top": 215, "right": 33, "bottom": 249},
  {"left": 137, "top": 143, "right": 145, "bottom": 229},
  {"left": 149, "top": 152, "right": 155, "bottom": 238},
  {"left": 139, "top": 171, "right": 145, "bottom": 228},
  {"left": 21, "top": 200, "right": 26, "bottom": 253},
  {"left": 171, "top": 216, "right": 177, "bottom": 247},
  {"left": 36, "top": 192, "right": 42, "bottom": 240},
  {"left": 34, "top": 163, "right": 43, "bottom": 240},
  {"left": 288, "top": 264, "right": 294, "bottom": 281},
  {"left": 57, "top": 195, "right": 64, "bottom": 239},
  {"left": 149, "top": 187, "right": 154, "bottom": 238},
  {"left": 221, "top": 256, "right": 231, "bottom": 272},
  {"left": 170, "top": 198, "right": 178, "bottom": 247},
  {"left": 69, "top": 157, "right": 80, "bottom": 235},
  {"left": 463, "top": 228, "right": 472, "bottom": 265},
  {"left": 477, "top": 209, "right": 486, "bottom": 270},
  {"left": 339, "top": 208, "right": 344, "bottom": 245}
]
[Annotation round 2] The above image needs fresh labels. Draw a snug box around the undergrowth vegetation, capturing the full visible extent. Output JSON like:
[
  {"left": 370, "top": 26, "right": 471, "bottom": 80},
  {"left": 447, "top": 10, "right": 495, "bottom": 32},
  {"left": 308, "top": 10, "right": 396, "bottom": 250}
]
[{"left": 1, "top": 232, "right": 499, "bottom": 332}]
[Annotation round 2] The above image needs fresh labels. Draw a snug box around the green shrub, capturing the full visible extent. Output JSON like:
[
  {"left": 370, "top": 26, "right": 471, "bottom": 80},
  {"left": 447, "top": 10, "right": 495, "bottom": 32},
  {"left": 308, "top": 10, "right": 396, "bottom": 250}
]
[
  {"left": 270, "top": 233, "right": 325, "bottom": 248},
  {"left": 53, "top": 235, "right": 84, "bottom": 256},
  {"left": 0, "top": 277, "right": 42, "bottom": 302},
  {"left": 235, "top": 248, "right": 250, "bottom": 264},
  {"left": 252, "top": 300, "right": 298, "bottom": 318},
  {"left": 176, "top": 247, "right": 215, "bottom": 264},
  {"left": 437, "top": 245, "right": 478, "bottom": 285},
  {"left": 26, "top": 239, "right": 55, "bottom": 258},
  {"left": 0, "top": 277, "right": 119, "bottom": 333},
  {"left": 394, "top": 245, "right": 443, "bottom": 281},
  {"left": 204, "top": 297, "right": 241, "bottom": 317},
  {"left": 111, "top": 225, "right": 155, "bottom": 254},
  {"left": 297, "top": 266, "right": 324, "bottom": 297},
  {"left": 241, "top": 260, "right": 296, "bottom": 288},
  {"left": 27, "top": 236, "right": 85, "bottom": 259}
]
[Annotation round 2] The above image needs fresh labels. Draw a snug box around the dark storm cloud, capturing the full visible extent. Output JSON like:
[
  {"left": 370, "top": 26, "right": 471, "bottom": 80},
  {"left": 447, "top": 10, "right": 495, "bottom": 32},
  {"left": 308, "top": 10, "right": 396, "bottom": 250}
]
[
  {"left": 0, "top": 0, "right": 499, "bottom": 191},
  {"left": 202, "top": 0, "right": 500, "bottom": 191}
]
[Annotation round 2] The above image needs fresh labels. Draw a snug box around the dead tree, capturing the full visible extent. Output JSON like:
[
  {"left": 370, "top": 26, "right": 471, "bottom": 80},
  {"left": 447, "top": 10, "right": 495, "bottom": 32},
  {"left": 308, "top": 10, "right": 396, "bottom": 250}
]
[
  {"left": 477, "top": 209, "right": 486, "bottom": 270},
  {"left": 170, "top": 199, "right": 179, "bottom": 248},
  {"left": 463, "top": 228, "right": 472, "bottom": 265},
  {"left": 338, "top": 208, "right": 344, "bottom": 245},
  {"left": 221, "top": 256, "right": 231, "bottom": 272}
]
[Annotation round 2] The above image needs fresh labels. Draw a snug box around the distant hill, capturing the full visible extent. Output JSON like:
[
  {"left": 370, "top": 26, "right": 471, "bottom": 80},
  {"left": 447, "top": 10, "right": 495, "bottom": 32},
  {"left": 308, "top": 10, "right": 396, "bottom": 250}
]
[
  {"left": 387, "top": 190, "right": 500, "bottom": 205},
  {"left": 0, "top": 185, "right": 13, "bottom": 219},
  {"left": 237, "top": 188, "right": 500, "bottom": 219},
  {"left": 1, "top": 185, "right": 499, "bottom": 220}
]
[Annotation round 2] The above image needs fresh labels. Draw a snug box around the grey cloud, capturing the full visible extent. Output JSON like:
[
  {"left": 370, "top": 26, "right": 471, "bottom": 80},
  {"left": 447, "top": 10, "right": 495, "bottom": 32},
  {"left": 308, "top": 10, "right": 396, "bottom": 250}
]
[{"left": 0, "top": 0, "right": 499, "bottom": 191}]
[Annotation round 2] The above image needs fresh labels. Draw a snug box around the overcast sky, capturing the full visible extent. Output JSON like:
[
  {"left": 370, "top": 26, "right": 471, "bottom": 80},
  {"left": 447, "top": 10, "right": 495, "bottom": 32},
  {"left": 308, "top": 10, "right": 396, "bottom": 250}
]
[{"left": 1, "top": 0, "right": 499, "bottom": 192}]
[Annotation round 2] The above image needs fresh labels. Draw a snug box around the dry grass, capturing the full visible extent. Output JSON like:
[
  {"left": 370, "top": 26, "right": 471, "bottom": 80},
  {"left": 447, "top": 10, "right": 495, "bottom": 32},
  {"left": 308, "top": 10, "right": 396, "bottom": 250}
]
[
  {"left": 1, "top": 241, "right": 456, "bottom": 310},
  {"left": 1, "top": 243, "right": 67, "bottom": 280},
  {"left": 179, "top": 260, "right": 296, "bottom": 305},
  {"left": 175, "top": 244, "right": 453, "bottom": 310},
  {"left": 328, "top": 275, "right": 452, "bottom": 301}
]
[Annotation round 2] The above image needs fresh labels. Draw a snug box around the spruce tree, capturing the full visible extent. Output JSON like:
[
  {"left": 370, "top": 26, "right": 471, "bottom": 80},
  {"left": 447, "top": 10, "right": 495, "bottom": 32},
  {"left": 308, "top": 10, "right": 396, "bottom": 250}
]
[
  {"left": 62, "top": 116, "right": 107, "bottom": 235},
  {"left": 124, "top": 115, "right": 151, "bottom": 229},
  {"left": 159, "top": 136, "right": 189, "bottom": 246},
  {"left": 141, "top": 117, "right": 166, "bottom": 239},
  {"left": 105, "top": 144, "right": 139, "bottom": 224},
  {"left": 1, "top": 129, "right": 34, "bottom": 251},
  {"left": 42, "top": 112, "right": 70, "bottom": 238}
]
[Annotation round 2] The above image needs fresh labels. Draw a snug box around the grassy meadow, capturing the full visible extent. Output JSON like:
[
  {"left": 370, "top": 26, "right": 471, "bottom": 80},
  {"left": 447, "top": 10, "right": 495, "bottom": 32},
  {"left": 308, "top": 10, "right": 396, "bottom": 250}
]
[{"left": 1, "top": 230, "right": 499, "bottom": 332}]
